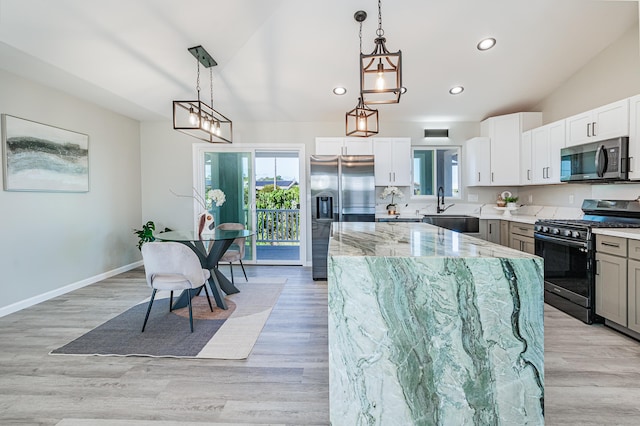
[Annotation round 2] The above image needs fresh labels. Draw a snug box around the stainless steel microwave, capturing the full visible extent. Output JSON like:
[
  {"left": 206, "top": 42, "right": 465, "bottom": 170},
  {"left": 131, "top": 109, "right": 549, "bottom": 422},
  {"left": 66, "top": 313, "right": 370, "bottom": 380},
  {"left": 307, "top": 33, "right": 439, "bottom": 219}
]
[{"left": 560, "top": 137, "right": 629, "bottom": 183}]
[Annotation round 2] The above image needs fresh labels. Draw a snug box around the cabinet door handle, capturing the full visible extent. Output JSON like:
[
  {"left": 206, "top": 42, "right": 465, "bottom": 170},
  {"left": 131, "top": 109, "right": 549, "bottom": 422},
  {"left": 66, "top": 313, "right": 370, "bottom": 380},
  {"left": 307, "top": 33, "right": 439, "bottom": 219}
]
[
  {"left": 601, "top": 241, "right": 620, "bottom": 248},
  {"left": 489, "top": 223, "right": 492, "bottom": 234},
  {"left": 478, "top": 172, "right": 481, "bottom": 182},
  {"left": 393, "top": 172, "right": 396, "bottom": 182},
  {"left": 630, "top": 156, "right": 634, "bottom": 173},
  {"left": 592, "top": 121, "right": 597, "bottom": 137},
  {"left": 389, "top": 172, "right": 392, "bottom": 181},
  {"left": 527, "top": 169, "right": 531, "bottom": 181},
  {"left": 587, "top": 122, "right": 591, "bottom": 137},
  {"left": 595, "top": 259, "right": 600, "bottom": 275},
  {"left": 491, "top": 172, "right": 494, "bottom": 182}
]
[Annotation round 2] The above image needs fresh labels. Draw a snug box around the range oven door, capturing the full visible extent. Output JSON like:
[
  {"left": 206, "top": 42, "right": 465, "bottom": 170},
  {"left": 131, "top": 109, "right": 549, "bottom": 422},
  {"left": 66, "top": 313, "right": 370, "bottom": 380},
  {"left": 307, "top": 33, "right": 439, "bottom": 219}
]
[{"left": 535, "top": 233, "right": 596, "bottom": 322}]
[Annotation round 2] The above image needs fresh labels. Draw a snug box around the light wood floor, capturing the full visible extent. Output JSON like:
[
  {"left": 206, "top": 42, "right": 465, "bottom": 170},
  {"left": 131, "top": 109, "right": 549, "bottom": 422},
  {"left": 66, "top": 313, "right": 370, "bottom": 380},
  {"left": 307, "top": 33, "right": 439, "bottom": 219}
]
[{"left": 1, "top": 265, "right": 640, "bottom": 425}]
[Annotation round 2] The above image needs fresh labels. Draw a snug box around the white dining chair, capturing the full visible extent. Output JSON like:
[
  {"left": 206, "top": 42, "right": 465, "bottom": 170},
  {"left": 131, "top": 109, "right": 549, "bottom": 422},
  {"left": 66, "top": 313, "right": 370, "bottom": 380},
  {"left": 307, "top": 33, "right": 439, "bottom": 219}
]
[
  {"left": 140, "top": 241, "right": 213, "bottom": 332},
  {"left": 216, "top": 222, "right": 248, "bottom": 285}
]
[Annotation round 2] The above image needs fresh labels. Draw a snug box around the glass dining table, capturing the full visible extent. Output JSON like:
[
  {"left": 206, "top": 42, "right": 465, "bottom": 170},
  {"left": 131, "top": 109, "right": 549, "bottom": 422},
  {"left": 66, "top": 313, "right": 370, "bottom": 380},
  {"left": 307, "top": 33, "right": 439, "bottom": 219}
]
[{"left": 155, "top": 229, "right": 252, "bottom": 310}]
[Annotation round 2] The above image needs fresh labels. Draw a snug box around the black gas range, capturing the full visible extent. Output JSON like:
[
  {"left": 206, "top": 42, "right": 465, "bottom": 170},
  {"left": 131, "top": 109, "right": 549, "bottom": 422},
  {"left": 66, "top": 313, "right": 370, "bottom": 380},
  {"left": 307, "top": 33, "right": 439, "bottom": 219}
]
[{"left": 535, "top": 199, "right": 640, "bottom": 324}]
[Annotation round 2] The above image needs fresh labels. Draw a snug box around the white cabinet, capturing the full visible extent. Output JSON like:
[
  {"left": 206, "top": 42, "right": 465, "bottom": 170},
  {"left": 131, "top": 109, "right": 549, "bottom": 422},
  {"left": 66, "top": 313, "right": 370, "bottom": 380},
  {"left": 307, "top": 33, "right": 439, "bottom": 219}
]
[
  {"left": 315, "top": 137, "right": 373, "bottom": 155},
  {"left": 565, "top": 99, "right": 629, "bottom": 147},
  {"left": 466, "top": 137, "right": 491, "bottom": 186},
  {"left": 481, "top": 112, "right": 542, "bottom": 186},
  {"left": 531, "top": 120, "right": 566, "bottom": 184},
  {"left": 373, "top": 138, "right": 411, "bottom": 186},
  {"left": 628, "top": 94, "right": 640, "bottom": 180},
  {"left": 520, "top": 131, "right": 533, "bottom": 185}
]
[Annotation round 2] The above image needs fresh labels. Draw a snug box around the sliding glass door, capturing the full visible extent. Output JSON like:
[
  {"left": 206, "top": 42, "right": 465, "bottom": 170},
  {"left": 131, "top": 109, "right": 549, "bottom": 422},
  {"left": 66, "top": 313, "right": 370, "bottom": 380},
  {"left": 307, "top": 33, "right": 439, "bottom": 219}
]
[
  {"left": 204, "top": 151, "right": 254, "bottom": 260},
  {"left": 195, "top": 144, "right": 305, "bottom": 265}
]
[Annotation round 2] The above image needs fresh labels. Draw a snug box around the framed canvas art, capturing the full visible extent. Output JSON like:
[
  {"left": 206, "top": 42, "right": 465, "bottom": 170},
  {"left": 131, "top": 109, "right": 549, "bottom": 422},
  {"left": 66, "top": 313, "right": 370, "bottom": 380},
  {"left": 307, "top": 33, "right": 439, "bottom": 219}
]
[{"left": 2, "top": 114, "right": 89, "bottom": 192}]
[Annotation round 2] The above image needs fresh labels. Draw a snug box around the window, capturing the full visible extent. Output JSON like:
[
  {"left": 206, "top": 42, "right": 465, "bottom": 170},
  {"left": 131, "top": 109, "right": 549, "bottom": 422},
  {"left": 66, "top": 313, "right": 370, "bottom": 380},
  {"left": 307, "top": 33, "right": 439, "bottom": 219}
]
[{"left": 412, "top": 147, "right": 460, "bottom": 198}]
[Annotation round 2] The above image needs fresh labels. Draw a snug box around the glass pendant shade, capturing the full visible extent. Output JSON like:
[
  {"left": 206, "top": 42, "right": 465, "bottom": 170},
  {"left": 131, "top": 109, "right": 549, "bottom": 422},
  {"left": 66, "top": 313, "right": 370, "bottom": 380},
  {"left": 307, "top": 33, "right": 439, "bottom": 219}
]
[
  {"left": 360, "top": 37, "right": 402, "bottom": 105},
  {"left": 346, "top": 97, "right": 379, "bottom": 137}
]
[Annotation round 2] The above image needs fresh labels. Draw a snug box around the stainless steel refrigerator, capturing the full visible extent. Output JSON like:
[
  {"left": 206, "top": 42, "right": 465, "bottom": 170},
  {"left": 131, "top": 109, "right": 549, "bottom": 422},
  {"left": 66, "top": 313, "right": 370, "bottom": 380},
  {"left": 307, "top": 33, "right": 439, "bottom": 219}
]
[{"left": 311, "top": 155, "right": 375, "bottom": 280}]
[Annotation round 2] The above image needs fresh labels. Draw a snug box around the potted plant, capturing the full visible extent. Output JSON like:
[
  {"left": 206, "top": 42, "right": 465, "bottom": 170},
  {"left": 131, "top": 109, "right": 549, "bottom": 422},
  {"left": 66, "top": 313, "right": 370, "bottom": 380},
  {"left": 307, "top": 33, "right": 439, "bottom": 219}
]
[
  {"left": 133, "top": 220, "right": 156, "bottom": 250},
  {"left": 504, "top": 196, "right": 519, "bottom": 208}
]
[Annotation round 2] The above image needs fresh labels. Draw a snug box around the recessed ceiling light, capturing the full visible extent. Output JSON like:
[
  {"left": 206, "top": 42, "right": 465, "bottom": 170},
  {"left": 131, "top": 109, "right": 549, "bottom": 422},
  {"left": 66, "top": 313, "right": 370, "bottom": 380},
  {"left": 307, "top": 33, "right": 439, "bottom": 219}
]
[
  {"left": 449, "top": 86, "right": 464, "bottom": 95},
  {"left": 333, "top": 87, "right": 347, "bottom": 95},
  {"left": 477, "top": 38, "right": 496, "bottom": 51}
]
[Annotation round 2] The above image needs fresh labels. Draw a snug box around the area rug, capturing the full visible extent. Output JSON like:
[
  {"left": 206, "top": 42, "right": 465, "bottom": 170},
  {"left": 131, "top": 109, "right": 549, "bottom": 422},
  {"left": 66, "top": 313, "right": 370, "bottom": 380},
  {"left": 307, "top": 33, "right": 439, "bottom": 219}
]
[{"left": 50, "top": 277, "right": 286, "bottom": 359}]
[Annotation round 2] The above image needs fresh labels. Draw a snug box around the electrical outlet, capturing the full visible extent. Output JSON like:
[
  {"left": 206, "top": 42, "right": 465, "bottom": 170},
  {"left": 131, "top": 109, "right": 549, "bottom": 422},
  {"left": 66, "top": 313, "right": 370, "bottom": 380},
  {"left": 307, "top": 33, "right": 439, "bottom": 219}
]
[
  {"left": 528, "top": 194, "right": 533, "bottom": 204},
  {"left": 569, "top": 194, "right": 574, "bottom": 204}
]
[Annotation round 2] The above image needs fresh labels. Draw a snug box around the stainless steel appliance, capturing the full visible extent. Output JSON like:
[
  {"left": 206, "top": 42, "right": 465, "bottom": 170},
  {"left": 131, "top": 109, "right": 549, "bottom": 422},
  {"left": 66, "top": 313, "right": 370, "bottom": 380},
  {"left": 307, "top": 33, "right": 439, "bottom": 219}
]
[
  {"left": 560, "top": 137, "right": 629, "bottom": 183},
  {"left": 535, "top": 199, "right": 640, "bottom": 324},
  {"left": 311, "top": 155, "right": 375, "bottom": 280}
]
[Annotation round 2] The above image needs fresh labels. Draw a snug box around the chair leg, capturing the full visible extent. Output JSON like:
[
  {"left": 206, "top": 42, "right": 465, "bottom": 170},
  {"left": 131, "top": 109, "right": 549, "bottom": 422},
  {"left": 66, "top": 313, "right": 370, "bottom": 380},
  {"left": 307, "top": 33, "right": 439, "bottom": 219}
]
[
  {"left": 202, "top": 284, "right": 214, "bottom": 312},
  {"left": 239, "top": 259, "right": 248, "bottom": 282},
  {"left": 169, "top": 291, "right": 174, "bottom": 312},
  {"left": 142, "top": 288, "right": 157, "bottom": 332},
  {"left": 229, "top": 262, "right": 235, "bottom": 285},
  {"left": 187, "top": 291, "right": 194, "bottom": 333}
]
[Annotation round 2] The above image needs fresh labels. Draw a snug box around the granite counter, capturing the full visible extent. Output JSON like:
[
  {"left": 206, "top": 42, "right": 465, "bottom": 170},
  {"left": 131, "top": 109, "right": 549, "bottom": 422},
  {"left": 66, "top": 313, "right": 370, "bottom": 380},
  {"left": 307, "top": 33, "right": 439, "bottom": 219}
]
[{"left": 328, "top": 222, "right": 544, "bottom": 425}]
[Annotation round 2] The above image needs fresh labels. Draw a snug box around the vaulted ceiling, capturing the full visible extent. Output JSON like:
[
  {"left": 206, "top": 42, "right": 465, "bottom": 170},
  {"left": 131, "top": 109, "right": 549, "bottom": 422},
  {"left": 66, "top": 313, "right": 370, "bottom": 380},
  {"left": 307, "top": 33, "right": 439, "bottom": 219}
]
[{"left": 0, "top": 0, "right": 637, "bottom": 123}]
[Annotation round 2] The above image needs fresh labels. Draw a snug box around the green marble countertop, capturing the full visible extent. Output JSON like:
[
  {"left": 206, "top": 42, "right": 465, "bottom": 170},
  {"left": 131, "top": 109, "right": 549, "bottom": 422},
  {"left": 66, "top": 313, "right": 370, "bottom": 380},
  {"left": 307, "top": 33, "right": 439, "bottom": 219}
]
[{"left": 329, "top": 221, "right": 538, "bottom": 259}]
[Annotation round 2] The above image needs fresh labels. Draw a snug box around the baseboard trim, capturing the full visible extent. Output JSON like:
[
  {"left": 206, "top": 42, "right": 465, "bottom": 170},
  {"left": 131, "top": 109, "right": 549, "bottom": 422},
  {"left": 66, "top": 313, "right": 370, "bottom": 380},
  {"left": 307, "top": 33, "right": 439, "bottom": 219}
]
[{"left": 0, "top": 260, "right": 144, "bottom": 318}]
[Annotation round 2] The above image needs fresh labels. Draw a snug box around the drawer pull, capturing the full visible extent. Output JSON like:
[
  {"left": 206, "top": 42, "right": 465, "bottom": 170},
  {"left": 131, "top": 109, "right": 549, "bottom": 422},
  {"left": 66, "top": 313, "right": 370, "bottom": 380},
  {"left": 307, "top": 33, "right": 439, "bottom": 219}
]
[{"left": 601, "top": 242, "right": 620, "bottom": 248}]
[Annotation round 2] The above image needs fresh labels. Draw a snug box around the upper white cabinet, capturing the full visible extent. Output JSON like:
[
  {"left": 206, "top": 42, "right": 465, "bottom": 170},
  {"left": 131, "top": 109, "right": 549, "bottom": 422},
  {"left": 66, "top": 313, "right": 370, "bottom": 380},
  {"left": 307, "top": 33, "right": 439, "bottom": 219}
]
[
  {"left": 315, "top": 137, "right": 373, "bottom": 156},
  {"left": 628, "top": 94, "right": 640, "bottom": 180},
  {"left": 373, "top": 138, "right": 412, "bottom": 186},
  {"left": 520, "top": 131, "right": 533, "bottom": 185},
  {"left": 466, "top": 137, "right": 491, "bottom": 186},
  {"left": 481, "top": 112, "right": 542, "bottom": 186},
  {"left": 565, "top": 99, "right": 629, "bottom": 147},
  {"left": 531, "top": 120, "right": 566, "bottom": 184}
]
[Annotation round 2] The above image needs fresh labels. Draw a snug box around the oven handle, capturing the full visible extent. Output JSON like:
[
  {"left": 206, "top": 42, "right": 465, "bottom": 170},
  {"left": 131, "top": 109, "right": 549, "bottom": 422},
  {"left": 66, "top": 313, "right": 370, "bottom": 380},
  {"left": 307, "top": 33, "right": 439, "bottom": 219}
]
[{"left": 534, "top": 233, "right": 589, "bottom": 249}]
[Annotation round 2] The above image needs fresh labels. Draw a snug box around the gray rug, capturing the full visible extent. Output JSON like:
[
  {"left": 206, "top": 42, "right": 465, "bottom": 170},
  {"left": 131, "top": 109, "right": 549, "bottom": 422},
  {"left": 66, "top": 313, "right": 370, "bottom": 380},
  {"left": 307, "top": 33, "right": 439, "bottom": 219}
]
[{"left": 50, "top": 279, "right": 286, "bottom": 359}]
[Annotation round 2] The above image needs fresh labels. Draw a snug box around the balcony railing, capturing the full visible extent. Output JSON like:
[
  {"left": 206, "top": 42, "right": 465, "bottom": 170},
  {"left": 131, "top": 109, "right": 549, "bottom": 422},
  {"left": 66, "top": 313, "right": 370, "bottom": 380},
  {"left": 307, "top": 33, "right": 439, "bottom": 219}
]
[{"left": 256, "top": 209, "right": 300, "bottom": 244}]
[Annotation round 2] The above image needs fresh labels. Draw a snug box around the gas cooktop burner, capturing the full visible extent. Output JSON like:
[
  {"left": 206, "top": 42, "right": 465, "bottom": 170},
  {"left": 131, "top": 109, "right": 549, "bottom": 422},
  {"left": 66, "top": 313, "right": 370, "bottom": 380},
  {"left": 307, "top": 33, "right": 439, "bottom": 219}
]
[{"left": 537, "top": 219, "right": 640, "bottom": 229}]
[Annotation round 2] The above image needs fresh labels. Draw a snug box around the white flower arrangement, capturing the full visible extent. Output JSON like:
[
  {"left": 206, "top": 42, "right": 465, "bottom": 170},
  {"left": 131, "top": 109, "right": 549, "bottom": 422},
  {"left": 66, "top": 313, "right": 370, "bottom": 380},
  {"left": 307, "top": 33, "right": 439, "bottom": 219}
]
[
  {"left": 207, "top": 189, "right": 226, "bottom": 208},
  {"left": 380, "top": 186, "right": 403, "bottom": 205}
]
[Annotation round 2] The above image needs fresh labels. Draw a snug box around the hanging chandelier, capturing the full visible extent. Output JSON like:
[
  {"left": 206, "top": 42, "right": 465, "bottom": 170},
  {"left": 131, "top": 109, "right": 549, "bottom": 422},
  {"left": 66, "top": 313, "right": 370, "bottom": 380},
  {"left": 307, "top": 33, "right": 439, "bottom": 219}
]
[
  {"left": 346, "top": 11, "right": 379, "bottom": 137},
  {"left": 360, "top": 0, "right": 403, "bottom": 105},
  {"left": 346, "top": 96, "right": 379, "bottom": 137},
  {"left": 173, "top": 45, "right": 233, "bottom": 144}
]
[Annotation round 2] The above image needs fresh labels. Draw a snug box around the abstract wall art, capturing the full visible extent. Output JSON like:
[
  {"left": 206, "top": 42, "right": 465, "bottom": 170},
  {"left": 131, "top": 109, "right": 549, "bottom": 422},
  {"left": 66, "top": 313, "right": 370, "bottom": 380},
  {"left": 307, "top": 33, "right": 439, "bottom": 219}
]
[{"left": 2, "top": 114, "right": 89, "bottom": 192}]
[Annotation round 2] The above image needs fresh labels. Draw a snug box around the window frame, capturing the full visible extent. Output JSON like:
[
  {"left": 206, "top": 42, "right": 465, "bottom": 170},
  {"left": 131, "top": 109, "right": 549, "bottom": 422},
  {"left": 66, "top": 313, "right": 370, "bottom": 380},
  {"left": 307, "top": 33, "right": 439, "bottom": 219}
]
[{"left": 410, "top": 145, "right": 462, "bottom": 200}]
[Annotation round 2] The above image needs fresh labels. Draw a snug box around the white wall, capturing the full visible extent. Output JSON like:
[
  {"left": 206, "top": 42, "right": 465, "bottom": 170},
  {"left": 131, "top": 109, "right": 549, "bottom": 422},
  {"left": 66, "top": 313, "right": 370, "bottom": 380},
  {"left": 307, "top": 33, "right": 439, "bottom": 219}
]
[
  {"left": 140, "top": 120, "right": 483, "bottom": 263},
  {"left": 520, "top": 23, "right": 640, "bottom": 208},
  {"left": 0, "top": 69, "right": 142, "bottom": 314}
]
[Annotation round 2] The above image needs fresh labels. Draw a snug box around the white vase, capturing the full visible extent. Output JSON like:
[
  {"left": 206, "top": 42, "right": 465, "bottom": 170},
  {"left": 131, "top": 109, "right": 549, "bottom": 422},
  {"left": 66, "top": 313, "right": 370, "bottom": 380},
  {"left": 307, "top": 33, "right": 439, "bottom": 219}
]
[{"left": 197, "top": 211, "right": 215, "bottom": 238}]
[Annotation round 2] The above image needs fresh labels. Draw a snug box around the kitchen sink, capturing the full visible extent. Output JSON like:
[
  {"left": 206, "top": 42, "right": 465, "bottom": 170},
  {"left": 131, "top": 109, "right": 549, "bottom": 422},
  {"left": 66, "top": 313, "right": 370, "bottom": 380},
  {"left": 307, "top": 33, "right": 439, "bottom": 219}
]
[{"left": 421, "top": 215, "right": 480, "bottom": 233}]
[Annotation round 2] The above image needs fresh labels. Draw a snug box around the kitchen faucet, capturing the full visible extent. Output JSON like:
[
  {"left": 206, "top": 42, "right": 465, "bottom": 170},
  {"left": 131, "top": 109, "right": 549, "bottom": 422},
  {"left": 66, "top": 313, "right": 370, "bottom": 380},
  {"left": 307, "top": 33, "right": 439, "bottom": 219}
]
[{"left": 436, "top": 186, "right": 454, "bottom": 213}]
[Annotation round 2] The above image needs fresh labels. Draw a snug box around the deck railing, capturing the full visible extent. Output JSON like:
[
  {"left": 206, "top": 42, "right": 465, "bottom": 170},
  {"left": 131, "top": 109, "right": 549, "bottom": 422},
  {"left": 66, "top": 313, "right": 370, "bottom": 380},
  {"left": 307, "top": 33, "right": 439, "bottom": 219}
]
[{"left": 256, "top": 209, "right": 300, "bottom": 244}]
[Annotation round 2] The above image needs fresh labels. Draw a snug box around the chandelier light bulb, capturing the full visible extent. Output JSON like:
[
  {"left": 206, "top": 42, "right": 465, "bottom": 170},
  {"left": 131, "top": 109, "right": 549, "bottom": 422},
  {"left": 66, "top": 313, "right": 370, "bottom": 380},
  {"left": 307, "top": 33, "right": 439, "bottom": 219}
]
[
  {"left": 357, "top": 112, "right": 366, "bottom": 131},
  {"left": 202, "top": 118, "right": 211, "bottom": 131},
  {"left": 375, "top": 62, "right": 385, "bottom": 91},
  {"left": 189, "top": 108, "right": 198, "bottom": 125},
  {"left": 215, "top": 121, "right": 221, "bottom": 135}
]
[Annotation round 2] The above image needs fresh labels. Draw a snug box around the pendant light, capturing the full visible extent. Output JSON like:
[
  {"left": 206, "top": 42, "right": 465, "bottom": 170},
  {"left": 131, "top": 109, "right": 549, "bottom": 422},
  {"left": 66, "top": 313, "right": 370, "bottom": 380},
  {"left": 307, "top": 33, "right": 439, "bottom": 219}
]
[
  {"left": 346, "top": 96, "right": 379, "bottom": 137},
  {"left": 360, "top": 0, "right": 403, "bottom": 105},
  {"left": 173, "top": 45, "right": 233, "bottom": 144},
  {"left": 346, "top": 11, "right": 379, "bottom": 137}
]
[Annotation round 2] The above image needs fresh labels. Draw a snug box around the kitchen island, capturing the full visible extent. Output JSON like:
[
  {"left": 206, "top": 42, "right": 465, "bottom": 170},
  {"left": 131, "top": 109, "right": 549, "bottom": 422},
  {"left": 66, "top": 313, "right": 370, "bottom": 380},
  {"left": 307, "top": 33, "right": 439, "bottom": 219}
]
[{"left": 328, "top": 222, "right": 544, "bottom": 425}]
